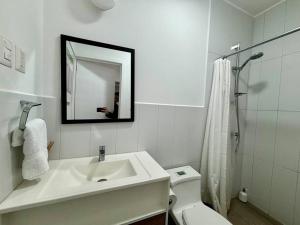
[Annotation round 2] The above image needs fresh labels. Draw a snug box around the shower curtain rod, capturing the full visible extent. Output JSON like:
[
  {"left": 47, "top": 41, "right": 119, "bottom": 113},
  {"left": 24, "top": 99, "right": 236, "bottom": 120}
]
[{"left": 221, "top": 26, "right": 300, "bottom": 59}]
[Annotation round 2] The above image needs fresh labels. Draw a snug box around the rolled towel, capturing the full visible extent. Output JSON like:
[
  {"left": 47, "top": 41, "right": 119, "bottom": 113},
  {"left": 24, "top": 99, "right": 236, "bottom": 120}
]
[
  {"left": 11, "top": 129, "right": 24, "bottom": 147},
  {"left": 22, "top": 119, "right": 49, "bottom": 180}
]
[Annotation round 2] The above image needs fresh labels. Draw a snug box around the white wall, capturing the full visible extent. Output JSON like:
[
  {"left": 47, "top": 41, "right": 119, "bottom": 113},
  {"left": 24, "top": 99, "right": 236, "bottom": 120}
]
[
  {"left": 0, "top": 0, "right": 48, "bottom": 203},
  {"left": 44, "top": 0, "right": 255, "bottom": 178},
  {"left": 241, "top": 1, "right": 300, "bottom": 224},
  {"left": 0, "top": 0, "right": 44, "bottom": 95},
  {"left": 43, "top": 0, "right": 210, "bottom": 106},
  {"left": 42, "top": 0, "right": 213, "bottom": 169}
]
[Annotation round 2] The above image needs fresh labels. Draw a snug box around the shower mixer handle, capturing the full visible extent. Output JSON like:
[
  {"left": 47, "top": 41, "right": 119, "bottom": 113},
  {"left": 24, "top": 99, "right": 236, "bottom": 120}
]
[{"left": 235, "top": 92, "right": 248, "bottom": 97}]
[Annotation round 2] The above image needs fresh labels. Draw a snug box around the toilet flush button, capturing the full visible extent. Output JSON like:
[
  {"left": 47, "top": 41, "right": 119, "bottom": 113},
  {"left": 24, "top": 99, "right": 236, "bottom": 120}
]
[{"left": 177, "top": 171, "right": 186, "bottom": 176}]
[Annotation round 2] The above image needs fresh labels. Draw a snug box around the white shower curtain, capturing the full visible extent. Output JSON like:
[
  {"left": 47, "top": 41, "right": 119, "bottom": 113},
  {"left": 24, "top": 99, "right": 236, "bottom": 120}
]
[{"left": 200, "top": 58, "right": 232, "bottom": 217}]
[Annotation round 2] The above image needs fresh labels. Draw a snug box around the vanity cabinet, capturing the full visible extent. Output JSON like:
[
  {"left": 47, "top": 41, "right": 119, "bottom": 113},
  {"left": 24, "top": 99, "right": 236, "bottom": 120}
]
[{"left": 0, "top": 152, "right": 170, "bottom": 225}]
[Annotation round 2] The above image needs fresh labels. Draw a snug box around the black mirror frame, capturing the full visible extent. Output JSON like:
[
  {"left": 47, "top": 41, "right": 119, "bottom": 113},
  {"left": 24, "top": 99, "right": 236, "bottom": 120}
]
[{"left": 60, "top": 34, "right": 135, "bottom": 124}]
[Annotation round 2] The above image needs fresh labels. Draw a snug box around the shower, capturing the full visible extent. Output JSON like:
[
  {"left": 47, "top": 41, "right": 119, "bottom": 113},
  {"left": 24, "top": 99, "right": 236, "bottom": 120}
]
[
  {"left": 232, "top": 52, "right": 264, "bottom": 152},
  {"left": 233, "top": 52, "right": 264, "bottom": 72}
]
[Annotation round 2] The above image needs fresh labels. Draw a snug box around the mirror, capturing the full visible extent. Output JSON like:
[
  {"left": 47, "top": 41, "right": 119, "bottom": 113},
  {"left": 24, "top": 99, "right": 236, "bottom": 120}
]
[{"left": 61, "top": 35, "right": 134, "bottom": 124}]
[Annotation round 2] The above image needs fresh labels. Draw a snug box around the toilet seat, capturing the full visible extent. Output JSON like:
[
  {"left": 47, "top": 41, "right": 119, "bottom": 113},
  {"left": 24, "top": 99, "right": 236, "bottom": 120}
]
[{"left": 182, "top": 203, "right": 232, "bottom": 225}]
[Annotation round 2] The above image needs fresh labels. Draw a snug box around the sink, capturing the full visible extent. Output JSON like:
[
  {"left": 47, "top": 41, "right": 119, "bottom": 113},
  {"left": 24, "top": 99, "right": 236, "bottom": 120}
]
[
  {"left": 71, "top": 158, "right": 137, "bottom": 182},
  {"left": 33, "top": 153, "right": 150, "bottom": 198},
  {"left": 0, "top": 151, "right": 170, "bottom": 225}
]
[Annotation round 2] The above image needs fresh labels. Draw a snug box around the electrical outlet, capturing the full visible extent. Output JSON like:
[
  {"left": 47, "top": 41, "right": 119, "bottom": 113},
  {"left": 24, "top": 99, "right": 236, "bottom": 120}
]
[
  {"left": 15, "top": 46, "right": 25, "bottom": 73},
  {"left": 0, "top": 36, "right": 13, "bottom": 68}
]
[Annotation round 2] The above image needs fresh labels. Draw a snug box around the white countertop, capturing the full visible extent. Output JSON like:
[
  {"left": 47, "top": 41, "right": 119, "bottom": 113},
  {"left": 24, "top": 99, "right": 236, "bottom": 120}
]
[{"left": 0, "top": 151, "right": 169, "bottom": 214}]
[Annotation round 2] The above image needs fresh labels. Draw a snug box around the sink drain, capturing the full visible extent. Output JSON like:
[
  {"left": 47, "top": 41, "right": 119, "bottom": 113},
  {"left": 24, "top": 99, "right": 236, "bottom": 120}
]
[{"left": 97, "top": 178, "right": 108, "bottom": 182}]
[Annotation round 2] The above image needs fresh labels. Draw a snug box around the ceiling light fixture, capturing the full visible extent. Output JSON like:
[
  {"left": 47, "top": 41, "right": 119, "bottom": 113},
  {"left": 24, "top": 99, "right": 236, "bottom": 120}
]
[{"left": 91, "top": 0, "right": 115, "bottom": 11}]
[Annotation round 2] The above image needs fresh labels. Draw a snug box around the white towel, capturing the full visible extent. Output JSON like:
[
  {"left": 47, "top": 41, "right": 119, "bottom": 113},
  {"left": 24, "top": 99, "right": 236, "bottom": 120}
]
[{"left": 22, "top": 119, "right": 49, "bottom": 180}]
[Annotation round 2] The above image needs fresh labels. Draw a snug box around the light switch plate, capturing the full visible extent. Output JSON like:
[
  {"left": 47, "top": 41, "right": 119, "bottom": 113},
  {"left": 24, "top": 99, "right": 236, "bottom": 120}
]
[
  {"left": 0, "top": 36, "right": 13, "bottom": 68},
  {"left": 15, "top": 46, "right": 25, "bottom": 73}
]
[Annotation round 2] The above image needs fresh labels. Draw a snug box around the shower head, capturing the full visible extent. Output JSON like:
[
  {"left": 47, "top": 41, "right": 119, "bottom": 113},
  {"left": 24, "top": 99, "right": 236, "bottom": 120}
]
[
  {"left": 239, "top": 52, "right": 264, "bottom": 71},
  {"left": 250, "top": 52, "right": 264, "bottom": 60}
]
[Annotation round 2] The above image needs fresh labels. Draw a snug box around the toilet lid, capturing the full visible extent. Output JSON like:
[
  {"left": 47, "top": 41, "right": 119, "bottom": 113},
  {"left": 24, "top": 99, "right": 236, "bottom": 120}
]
[{"left": 182, "top": 204, "right": 232, "bottom": 225}]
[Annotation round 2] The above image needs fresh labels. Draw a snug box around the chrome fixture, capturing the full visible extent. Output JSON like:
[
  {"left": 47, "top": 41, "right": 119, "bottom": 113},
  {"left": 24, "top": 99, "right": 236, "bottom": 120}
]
[
  {"left": 232, "top": 52, "right": 264, "bottom": 72},
  {"left": 221, "top": 26, "right": 300, "bottom": 59},
  {"left": 19, "top": 100, "right": 42, "bottom": 130},
  {"left": 232, "top": 52, "right": 264, "bottom": 152},
  {"left": 98, "top": 146, "right": 106, "bottom": 162}
]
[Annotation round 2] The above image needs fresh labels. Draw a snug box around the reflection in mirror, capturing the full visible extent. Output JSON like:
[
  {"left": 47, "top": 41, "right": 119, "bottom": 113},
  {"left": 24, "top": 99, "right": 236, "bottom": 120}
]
[{"left": 61, "top": 35, "right": 134, "bottom": 123}]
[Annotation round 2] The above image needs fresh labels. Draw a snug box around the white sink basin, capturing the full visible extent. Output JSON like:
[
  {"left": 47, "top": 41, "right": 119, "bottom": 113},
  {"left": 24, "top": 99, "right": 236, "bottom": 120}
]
[
  {"left": 71, "top": 158, "right": 137, "bottom": 182},
  {"left": 36, "top": 153, "right": 149, "bottom": 198},
  {"left": 0, "top": 152, "right": 170, "bottom": 215}
]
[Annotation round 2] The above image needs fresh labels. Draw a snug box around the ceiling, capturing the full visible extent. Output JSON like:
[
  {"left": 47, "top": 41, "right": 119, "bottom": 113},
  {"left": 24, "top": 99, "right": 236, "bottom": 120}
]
[{"left": 225, "top": 0, "right": 284, "bottom": 17}]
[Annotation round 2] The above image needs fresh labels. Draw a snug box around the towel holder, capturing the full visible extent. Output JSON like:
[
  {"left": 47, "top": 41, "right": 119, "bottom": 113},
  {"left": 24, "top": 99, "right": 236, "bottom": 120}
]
[{"left": 19, "top": 100, "right": 42, "bottom": 130}]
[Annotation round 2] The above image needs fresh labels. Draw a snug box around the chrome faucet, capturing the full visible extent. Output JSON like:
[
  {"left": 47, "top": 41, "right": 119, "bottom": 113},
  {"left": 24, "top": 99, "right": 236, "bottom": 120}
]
[{"left": 98, "top": 146, "right": 105, "bottom": 162}]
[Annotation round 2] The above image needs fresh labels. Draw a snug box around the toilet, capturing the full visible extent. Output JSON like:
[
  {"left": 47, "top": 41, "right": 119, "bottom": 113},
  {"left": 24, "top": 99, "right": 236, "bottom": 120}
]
[{"left": 167, "top": 166, "right": 232, "bottom": 225}]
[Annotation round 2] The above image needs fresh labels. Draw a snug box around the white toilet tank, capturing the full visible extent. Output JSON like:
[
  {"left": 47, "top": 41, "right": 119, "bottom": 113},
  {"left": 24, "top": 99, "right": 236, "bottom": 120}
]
[{"left": 167, "top": 166, "right": 202, "bottom": 212}]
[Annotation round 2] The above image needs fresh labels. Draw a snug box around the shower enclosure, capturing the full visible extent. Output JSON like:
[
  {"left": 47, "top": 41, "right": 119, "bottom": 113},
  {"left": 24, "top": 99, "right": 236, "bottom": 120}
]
[{"left": 224, "top": 20, "right": 300, "bottom": 225}]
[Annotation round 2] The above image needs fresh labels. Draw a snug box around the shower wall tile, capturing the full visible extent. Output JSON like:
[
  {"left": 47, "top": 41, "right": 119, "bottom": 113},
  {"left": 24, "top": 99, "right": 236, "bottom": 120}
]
[
  {"left": 285, "top": 0, "right": 300, "bottom": 31},
  {"left": 283, "top": 32, "right": 300, "bottom": 55},
  {"left": 156, "top": 105, "right": 176, "bottom": 168},
  {"left": 208, "top": 0, "right": 253, "bottom": 56},
  {"left": 137, "top": 104, "right": 159, "bottom": 160},
  {"left": 251, "top": 14, "right": 263, "bottom": 58},
  {"left": 116, "top": 122, "right": 139, "bottom": 154},
  {"left": 172, "top": 107, "right": 206, "bottom": 166},
  {"left": 242, "top": 110, "right": 257, "bottom": 157},
  {"left": 257, "top": 58, "right": 281, "bottom": 110},
  {"left": 269, "top": 166, "right": 297, "bottom": 225},
  {"left": 60, "top": 125, "right": 91, "bottom": 159},
  {"left": 294, "top": 175, "right": 300, "bottom": 225},
  {"left": 279, "top": 53, "right": 300, "bottom": 111},
  {"left": 115, "top": 104, "right": 140, "bottom": 154},
  {"left": 240, "top": 155, "right": 253, "bottom": 193},
  {"left": 254, "top": 111, "right": 277, "bottom": 163},
  {"left": 275, "top": 112, "right": 300, "bottom": 172},
  {"left": 237, "top": 54, "right": 251, "bottom": 110},
  {"left": 242, "top": 2, "right": 300, "bottom": 224},
  {"left": 252, "top": 15, "right": 264, "bottom": 45},
  {"left": 262, "top": 39, "right": 283, "bottom": 61},
  {"left": 232, "top": 153, "right": 243, "bottom": 197},
  {"left": 251, "top": 158, "right": 273, "bottom": 213},
  {"left": 238, "top": 110, "right": 247, "bottom": 153},
  {"left": 246, "top": 63, "right": 261, "bottom": 110},
  {"left": 90, "top": 124, "right": 117, "bottom": 156},
  {"left": 57, "top": 104, "right": 208, "bottom": 171},
  {"left": 264, "top": 2, "right": 286, "bottom": 40},
  {"left": 261, "top": 3, "right": 284, "bottom": 60}
]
